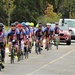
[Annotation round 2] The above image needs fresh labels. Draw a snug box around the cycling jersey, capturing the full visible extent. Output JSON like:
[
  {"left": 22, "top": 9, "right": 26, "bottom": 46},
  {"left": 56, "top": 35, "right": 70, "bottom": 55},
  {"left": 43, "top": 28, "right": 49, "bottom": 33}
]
[
  {"left": 7, "top": 28, "right": 19, "bottom": 41},
  {"left": 0, "top": 29, "right": 7, "bottom": 51},
  {"left": 35, "top": 29, "right": 43, "bottom": 37},
  {"left": 44, "top": 28, "right": 52, "bottom": 37},
  {"left": 19, "top": 29, "right": 26, "bottom": 40},
  {"left": 0, "top": 29, "right": 7, "bottom": 42},
  {"left": 26, "top": 27, "right": 33, "bottom": 38},
  {"left": 54, "top": 27, "right": 60, "bottom": 34}
]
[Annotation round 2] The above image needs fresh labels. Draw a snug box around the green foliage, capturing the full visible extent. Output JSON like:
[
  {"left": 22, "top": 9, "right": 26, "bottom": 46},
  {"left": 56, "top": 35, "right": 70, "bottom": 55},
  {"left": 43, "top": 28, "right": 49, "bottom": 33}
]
[
  {"left": 0, "top": 0, "right": 75, "bottom": 25},
  {"left": 38, "top": 4, "right": 62, "bottom": 23},
  {"left": 2, "top": 0, "right": 16, "bottom": 25}
]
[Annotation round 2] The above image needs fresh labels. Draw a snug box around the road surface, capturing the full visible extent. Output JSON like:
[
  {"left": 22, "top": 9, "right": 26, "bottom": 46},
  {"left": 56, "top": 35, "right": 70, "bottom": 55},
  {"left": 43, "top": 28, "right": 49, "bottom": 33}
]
[{"left": 0, "top": 42, "right": 75, "bottom": 75}]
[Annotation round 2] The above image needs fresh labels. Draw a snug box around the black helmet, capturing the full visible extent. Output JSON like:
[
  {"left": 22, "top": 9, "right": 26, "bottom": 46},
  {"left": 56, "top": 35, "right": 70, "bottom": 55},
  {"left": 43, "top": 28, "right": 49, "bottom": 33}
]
[
  {"left": 0, "top": 23, "right": 4, "bottom": 27},
  {"left": 11, "top": 23, "right": 16, "bottom": 26},
  {"left": 38, "top": 22, "right": 42, "bottom": 27},
  {"left": 14, "top": 21, "right": 19, "bottom": 25}
]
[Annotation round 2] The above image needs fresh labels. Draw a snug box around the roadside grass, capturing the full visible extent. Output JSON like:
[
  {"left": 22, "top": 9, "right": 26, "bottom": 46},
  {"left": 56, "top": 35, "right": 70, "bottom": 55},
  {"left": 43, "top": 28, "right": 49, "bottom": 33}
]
[
  {"left": 5, "top": 26, "right": 10, "bottom": 48},
  {"left": 5, "top": 26, "right": 10, "bottom": 32}
]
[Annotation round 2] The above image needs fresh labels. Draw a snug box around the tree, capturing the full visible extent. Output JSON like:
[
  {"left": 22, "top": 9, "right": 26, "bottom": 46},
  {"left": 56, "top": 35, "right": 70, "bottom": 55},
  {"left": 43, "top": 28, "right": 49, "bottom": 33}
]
[
  {"left": 38, "top": 4, "right": 62, "bottom": 23},
  {"left": 0, "top": 0, "right": 7, "bottom": 24},
  {"left": 2, "top": 0, "right": 16, "bottom": 26}
]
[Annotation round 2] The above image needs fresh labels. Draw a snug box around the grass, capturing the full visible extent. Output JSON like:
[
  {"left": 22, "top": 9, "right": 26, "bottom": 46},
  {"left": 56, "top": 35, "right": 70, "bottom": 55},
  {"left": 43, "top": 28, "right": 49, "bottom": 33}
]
[
  {"left": 4, "top": 26, "right": 10, "bottom": 48},
  {"left": 4, "top": 26, "right": 10, "bottom": 32}
]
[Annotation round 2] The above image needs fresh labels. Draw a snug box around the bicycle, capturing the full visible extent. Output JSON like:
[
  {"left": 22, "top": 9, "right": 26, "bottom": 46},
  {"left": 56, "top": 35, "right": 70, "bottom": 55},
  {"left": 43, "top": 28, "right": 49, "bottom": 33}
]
[
  {"left": 10, "top": 40, "right": 16, "bottom": 64},
  {"left": 18, "top": 40, "right": 24, "bottom": 61},
  {"left": 35, "top": 40, "right": 41, "bottom": 54},
  {"left": 24, "top": 39, "right": 29, "bottom": 59},
  {"left": 55, "top": 34, "right": 59, "bottom": 50},
  {"left": 45, "top": 36, "right": 52, "bottom": 51},
  {"left": 0, "top": 42, "right": 4, "bottom": 71}
]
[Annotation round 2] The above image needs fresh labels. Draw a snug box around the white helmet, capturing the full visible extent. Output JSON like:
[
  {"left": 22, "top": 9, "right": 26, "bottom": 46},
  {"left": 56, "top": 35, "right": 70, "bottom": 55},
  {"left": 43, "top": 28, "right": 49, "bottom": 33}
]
[
  {"left": 26, "top": 22, "right": 30, "bottom": 26},
  {"left": 46, "top": 23, "right": 51, "bottom": 26}
]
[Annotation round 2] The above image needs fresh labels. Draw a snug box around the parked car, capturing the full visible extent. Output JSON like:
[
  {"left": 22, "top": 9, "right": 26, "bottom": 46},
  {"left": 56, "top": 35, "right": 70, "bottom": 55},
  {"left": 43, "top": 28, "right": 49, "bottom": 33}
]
[
  {"left": 59, "top": 24, "right": 71, "bottom": 45},
  {"left": 59, "top": 19, "right": 75, "bottom": 40}
]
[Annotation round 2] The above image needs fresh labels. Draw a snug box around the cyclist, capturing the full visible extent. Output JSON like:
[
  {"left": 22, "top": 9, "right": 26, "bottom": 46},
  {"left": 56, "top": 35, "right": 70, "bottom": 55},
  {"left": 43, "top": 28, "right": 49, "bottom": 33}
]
[
  {"left": 53, "top": 23, "right": 60, "bottom": 44},
  {"left": 7, "top": 23, "right": 20, "bottom": 57},
  {"left": 44, "top": 23, "right": 53, "bottom": 49},
  {"left": 26, "top": 22, "right": 33, "bottom": 53},
  {"left": 30, "top": 22, "right": 35, "bottom": 46},
  {"left": 35, "top": 23, "right": 44, "bottom": 50},
  {"left": 0, "top": 23, "right": 7, "bottom": 69},
  {"left": 17, "top": 23, "right": 26, "bottom": 52}
]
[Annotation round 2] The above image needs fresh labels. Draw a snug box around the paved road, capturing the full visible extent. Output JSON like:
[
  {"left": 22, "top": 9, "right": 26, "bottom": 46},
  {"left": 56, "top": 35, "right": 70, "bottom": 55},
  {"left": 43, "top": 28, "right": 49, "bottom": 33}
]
[{"left": 0, "top": 42, "right": 75, "bottom": 75}]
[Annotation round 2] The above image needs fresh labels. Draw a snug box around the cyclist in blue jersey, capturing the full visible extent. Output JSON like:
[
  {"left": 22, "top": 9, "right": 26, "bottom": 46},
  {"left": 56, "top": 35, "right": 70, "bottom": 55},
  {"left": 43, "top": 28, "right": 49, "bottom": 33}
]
[
  {"left": 53, "top": 23, "right": 60, "bottom": 43},
  {"left": 17, "top": 23, "right": 26, "bottom": 52},
  {"left": 7, "top": 23, "right": 20, "bottom": 57},
  {"left": 26, "top": 22, "right": 33, "bottom": 52},
  {"left": 0, "top": 23, "right": 7, "bottom": 69},
  {"left": 35, "top": 23, "right": 44, "bottom": 49},
  {"left": 44, "top": 23, "right": 53, "bottom": 49}
]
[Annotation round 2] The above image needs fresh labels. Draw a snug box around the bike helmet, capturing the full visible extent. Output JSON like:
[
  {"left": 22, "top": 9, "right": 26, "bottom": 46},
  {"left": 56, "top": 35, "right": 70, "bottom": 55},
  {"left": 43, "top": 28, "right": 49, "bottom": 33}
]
[
  {"left": 46, "top": 23, "right": 51, "bottom": 26},
  {"left": 21, "top": 22, "right": 26, "bottom": 27},
  {"left": 38, "top": 22, "right": 42, "bottom": 27},
  {"left": 17, "top": 23, "right": 22, "bottom": 28},
  {"left": 55, "top": 22, "right": 59, "bottom": 25},
  {"left": 30, "top": 22, "right": 34, "bottom": 27},
  {"left": 11, "top": 23, "right": 16, "bottom": 26},
  {"left": 26, "top": 22, "right": 30, "bottom": 26},
  {"left": 0, "top": 23, "right": 4, "bottom": 27},
  {"left": 14, "top": 21, "right": 19, "bottom": 25}
]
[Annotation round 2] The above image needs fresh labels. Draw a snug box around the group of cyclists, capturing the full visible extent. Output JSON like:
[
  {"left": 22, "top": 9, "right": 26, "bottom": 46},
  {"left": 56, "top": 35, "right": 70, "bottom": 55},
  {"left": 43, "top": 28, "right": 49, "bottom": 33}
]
[{"left": 0, "top": 21, "right": 60, "bottom": 69}]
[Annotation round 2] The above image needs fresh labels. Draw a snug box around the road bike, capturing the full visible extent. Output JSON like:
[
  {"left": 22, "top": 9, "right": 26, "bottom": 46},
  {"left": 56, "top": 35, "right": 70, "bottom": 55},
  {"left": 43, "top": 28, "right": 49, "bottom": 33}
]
[
  {"left": 10, "top": 40, "right": 16, "bottom": 64},
  {"left": 35, "top": 40, "right": 41, "bottom": 54},
  {"left": 55, "top": 34, "right": 59, "bottom": 50}
]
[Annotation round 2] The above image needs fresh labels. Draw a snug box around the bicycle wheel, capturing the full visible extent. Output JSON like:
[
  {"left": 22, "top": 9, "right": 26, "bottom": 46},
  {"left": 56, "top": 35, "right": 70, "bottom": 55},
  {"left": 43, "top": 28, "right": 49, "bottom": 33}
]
[
  {"left": 46, "top": 45, "right": 49, "bottom": 51},
  {"left": 38, "top": 43, "right": 41, "bottom": 54},
  {"left": 24, "top": 47, "right": 28, "bottom": 59},
  {"left": 20, "top": 51, "right": 23, "bottom": 60},
  {"left": 0, "top": 65, "right": 1, "bottom": 71},
  {"left": 50, "top": 41, "right": 52, "bottom": 50},
  {"left": 18, "top": 50, "right": 20, "bottom": 62},
  {"left": 11, "top": 48, "right": 14, "bottom": 64},
  {"left": 25, "top": 50, "right": 28, "bottom": 59},
  {"left": 56, "top": 38, "right": 58, "bottom": 50},
  {"left": 35, "top": 43, "right": 38, "bottom": 54}
]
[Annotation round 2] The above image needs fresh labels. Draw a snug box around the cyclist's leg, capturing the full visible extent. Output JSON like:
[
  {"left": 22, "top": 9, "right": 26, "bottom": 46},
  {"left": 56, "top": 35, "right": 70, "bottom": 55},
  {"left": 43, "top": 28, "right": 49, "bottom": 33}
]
[
  {"left": 21, "top": 40, "right": 24, "bottom": 51},
  {"left": 14, "top": 44, "right": 19, "bottom": 55},
  {"left": 8, "top": 42, "right": 12, "bottom": 53},
  {"left": 27, "top": 38, "right": 31, "bottom": 53},
  {"left": 1, "top": 46, "right": 5, "bottom": 68},
  {"left": 40, "top": 37, "right": 43, "bottom": 47},
  {"left": 45, "top": 36, "right": 49, "bottom": 49}
]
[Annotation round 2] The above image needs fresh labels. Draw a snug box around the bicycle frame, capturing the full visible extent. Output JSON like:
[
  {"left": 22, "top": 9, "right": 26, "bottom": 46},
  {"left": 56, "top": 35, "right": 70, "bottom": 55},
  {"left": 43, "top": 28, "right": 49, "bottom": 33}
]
[
  {"left": 35, "top": 40, "right": 41, "bottom": 54},
  {"left": 11, "top": 41, "right": 16, "bottom": 64}
]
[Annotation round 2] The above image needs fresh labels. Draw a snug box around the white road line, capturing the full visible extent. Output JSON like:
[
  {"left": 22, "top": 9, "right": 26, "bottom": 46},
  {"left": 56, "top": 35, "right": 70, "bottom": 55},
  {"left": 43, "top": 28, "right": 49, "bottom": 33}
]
[{"left": 26, "top": 49, "right": 75, "bottom": 75}]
